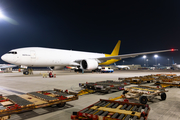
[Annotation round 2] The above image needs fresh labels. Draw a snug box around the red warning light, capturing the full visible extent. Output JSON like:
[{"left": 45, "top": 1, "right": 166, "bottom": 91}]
[{"left": 171, "top": 49, "right": 174, "bottom": 51}]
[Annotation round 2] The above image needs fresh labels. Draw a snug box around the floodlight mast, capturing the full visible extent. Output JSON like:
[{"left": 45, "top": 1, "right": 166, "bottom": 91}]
[
  {"left": 154, "top": 54, "right": 158, "bottom": 66},
  {"left": 143, "top": 55, "right": 146, "bottom": 66}
]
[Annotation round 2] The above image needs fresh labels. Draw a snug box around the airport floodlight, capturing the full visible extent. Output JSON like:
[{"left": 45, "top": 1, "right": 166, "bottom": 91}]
[
  {"left": 143, "top": 55, "right": 146, "bottom": 59},
  {"left": 154, "top": 55, "right": 158, "bottom": 58}
]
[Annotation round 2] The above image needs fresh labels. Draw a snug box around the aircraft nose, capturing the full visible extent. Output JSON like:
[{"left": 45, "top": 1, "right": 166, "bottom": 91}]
[{"left": 1, "top": 54, "right": 7, "bottom": 61}]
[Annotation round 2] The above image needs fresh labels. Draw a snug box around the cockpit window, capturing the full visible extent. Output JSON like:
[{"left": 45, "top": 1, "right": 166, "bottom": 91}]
[{"left": 7, "top": 51, "right": 17, "bottom": 54}]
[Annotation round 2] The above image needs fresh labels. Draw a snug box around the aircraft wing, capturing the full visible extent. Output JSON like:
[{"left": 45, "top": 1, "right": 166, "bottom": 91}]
[
  {"left": 0, "top": 65, "right": 17, "bottom": 69},
  {"left": 97, "top": 49, "right": 178, "bottom": 63}
]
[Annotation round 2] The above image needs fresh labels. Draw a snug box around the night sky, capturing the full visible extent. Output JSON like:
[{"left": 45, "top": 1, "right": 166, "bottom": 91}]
[{"left": 0, "top": 1, "right": 179, "bottom": 66}]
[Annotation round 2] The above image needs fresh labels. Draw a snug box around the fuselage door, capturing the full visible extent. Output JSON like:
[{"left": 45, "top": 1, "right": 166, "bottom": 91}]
[{"left": 30, "top": 50, "right": 36, "bottom": 59}]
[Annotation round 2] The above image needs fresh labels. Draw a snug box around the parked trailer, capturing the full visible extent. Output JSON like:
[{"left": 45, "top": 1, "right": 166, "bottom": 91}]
[
  {"left": 0, "top": 89, "right": 78, "bottom": 119},
  {"left": 121, "top": 76, "right": 154, "bottom": 84},
  {"left": 79, "top": 80, "right": 128, "bottom": 93},
  {"left": 71, "top": 99, "right": 150, "bottom": 120},
  {"left": 123, "top": 85, "right": 168, "bottom": 104},
  {"left": 119, "top": 74, "right": 180, "bottom": 84},
  {"left": 156, "top": 82, "right": 180, "bottom": 88}
]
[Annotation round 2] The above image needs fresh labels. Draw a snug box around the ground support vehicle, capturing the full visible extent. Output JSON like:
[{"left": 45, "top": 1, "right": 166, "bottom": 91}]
[
  {"left": 101, "top": 67, "right": 114, "bottom": 73},
  {"left": 123, "top": 85, "right": 168, "bottom": 104},
  {"left": 0, "top": 89, "right": 78, "bottom": 119},
  {"left": 71, "top": 99, "right": 150, "bottom": 120},
  {"left": 79, "top": 80, "right": 128, "bottom": 93}
]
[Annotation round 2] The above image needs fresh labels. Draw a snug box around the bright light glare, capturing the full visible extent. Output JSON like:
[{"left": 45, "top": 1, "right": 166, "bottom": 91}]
[
  {"left": 143, "top": 55, "right": 146, "bottom": 58},
  {"left": 154, "top": 55, "right": 158, "bottom": 58},
  {"left": 0, "top": 9, "right": 18, "bottom": 25},
  {"left": 0, "top": 10, "right": 5, "bottom": 18}
]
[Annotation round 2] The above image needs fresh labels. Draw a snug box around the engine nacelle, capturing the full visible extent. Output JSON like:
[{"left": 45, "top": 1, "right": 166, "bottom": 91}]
[
  {"left": 49, "top": 66, "right": 64, "bottom": 70},
  {"left": 80, "top": 59, "right": 98, "bottom": 70}
]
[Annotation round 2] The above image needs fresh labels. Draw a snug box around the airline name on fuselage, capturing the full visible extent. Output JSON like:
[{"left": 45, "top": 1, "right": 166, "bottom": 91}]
[{"left": 22, "top": 54, "right": 31, "bottom": 56}]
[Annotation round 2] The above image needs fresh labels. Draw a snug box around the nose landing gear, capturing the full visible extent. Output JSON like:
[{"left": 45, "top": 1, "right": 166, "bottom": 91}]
[{"left": 23, "top": 68, "right": 33, "bottom": 75}]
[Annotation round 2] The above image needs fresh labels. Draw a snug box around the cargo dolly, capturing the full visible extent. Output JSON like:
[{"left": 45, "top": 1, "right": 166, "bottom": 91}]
[
  {"left": 155, "top": 81, "right": 180, "bottom": 88},
  {"left": 0, "top": 88, "right": 78, "bottom": 119},
  {"left": 79, "top": 80, "right": 128, "bottom": 94},
  {"left": 123, "top": 85, "right": 168, "bottom": 104},
  {"left": 71, "top": 99, "right": 150, "bottom": 120},
  {"left": 121, "top": 76, "right": 154, "bottom": 84}
]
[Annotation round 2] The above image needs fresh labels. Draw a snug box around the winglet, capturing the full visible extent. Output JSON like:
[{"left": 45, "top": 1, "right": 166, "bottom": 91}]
[{"left": 111, "top": 40, "right": 121, "bottom": 56}]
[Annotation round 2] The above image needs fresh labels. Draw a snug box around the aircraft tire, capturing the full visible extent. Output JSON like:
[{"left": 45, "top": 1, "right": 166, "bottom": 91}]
[
  {"left": 23, "top": 70, "right": 29, "bottom": 75},
  {"left": 161, "top": 93, "right": 166, "bottom": 100},
  {"left": 57, "top": 102, "right": 66, "bottom": 107},
  {"left": 139, "top": 96, "right": 148, "bottom": 104},
  {"left": 122, "top": 90, "right": 128, "bottom": 95}
]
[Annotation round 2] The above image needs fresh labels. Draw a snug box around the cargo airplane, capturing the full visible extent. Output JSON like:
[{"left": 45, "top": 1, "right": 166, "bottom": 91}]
[{"left": 1, "top": 40, "right": 177, "bottom": 75}]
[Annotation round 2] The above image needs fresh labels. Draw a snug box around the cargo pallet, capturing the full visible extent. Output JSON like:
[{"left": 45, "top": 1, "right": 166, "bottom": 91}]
[
  {"left": 0, "top": 88, "right": 78, "bottom": 119},
  {"left": 71, "top": 99, "right": 150, "bottom": 120},
  {"left": 123, "top": 85, "right": 168, "bottom": 104},
  {"left": 79, "top": 80, "right": 128, "bottom": 93}
]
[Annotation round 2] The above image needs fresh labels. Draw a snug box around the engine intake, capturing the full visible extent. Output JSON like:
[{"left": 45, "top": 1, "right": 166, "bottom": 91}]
[{"left": 81, "top": 59, "right": 98, "bottom": 70}]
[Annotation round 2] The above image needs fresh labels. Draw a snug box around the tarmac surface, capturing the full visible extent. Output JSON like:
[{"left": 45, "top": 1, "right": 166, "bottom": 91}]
[{"left": 0, "top": 70, "right": 180, "bottom": 120}]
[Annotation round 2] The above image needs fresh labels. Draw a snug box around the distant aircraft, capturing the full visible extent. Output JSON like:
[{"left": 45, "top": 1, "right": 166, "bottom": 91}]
[
  {"left": 116, "top": 65, "right": 130, "bottom": 70},
  {"left": 170, "top": 57, "right": 180, "bottom": 70},
  {"left": 1, "top": 40, "right": 177, "bottom": 75},
  {"left": 172, "top": 64, "right": 180, "bottom": 69},
  {"left": 0, "top": 64, "right": 17, "bottom": 69},
  {"left": 114, "top": 63, "right": 130, "bottom": 70}
]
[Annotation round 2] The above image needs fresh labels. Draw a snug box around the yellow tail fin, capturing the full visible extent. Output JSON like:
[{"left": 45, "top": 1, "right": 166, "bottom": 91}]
[{"left": 111, "top": 40, "right": 121, "bottom": 56}]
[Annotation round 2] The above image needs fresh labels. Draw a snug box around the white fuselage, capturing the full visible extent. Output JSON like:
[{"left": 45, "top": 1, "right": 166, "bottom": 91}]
[{"left": 1, "top": 47, "right": 105, "bottom": 67}]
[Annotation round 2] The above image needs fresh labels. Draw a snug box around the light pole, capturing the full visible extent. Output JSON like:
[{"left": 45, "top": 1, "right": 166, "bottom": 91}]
[
  {"left": 154, "top": 55, "right": 158, "bottom": 66},
  {"left": 146, "top": 59, "right": 148, "bottom": 67},
  {"left": 143, "top": 55, "right": 146, "bottom": 67},
  {"left": 167, "top": 58, "right": 169, "bottom": 66}
]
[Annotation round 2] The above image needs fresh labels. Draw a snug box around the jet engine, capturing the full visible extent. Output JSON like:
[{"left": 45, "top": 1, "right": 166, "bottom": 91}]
[
  {"left": 49, "top": 66, "right": 64, "bottom": 70},
  {"left": 80, "top": 59, "right": 98, "bottom": 70}
]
